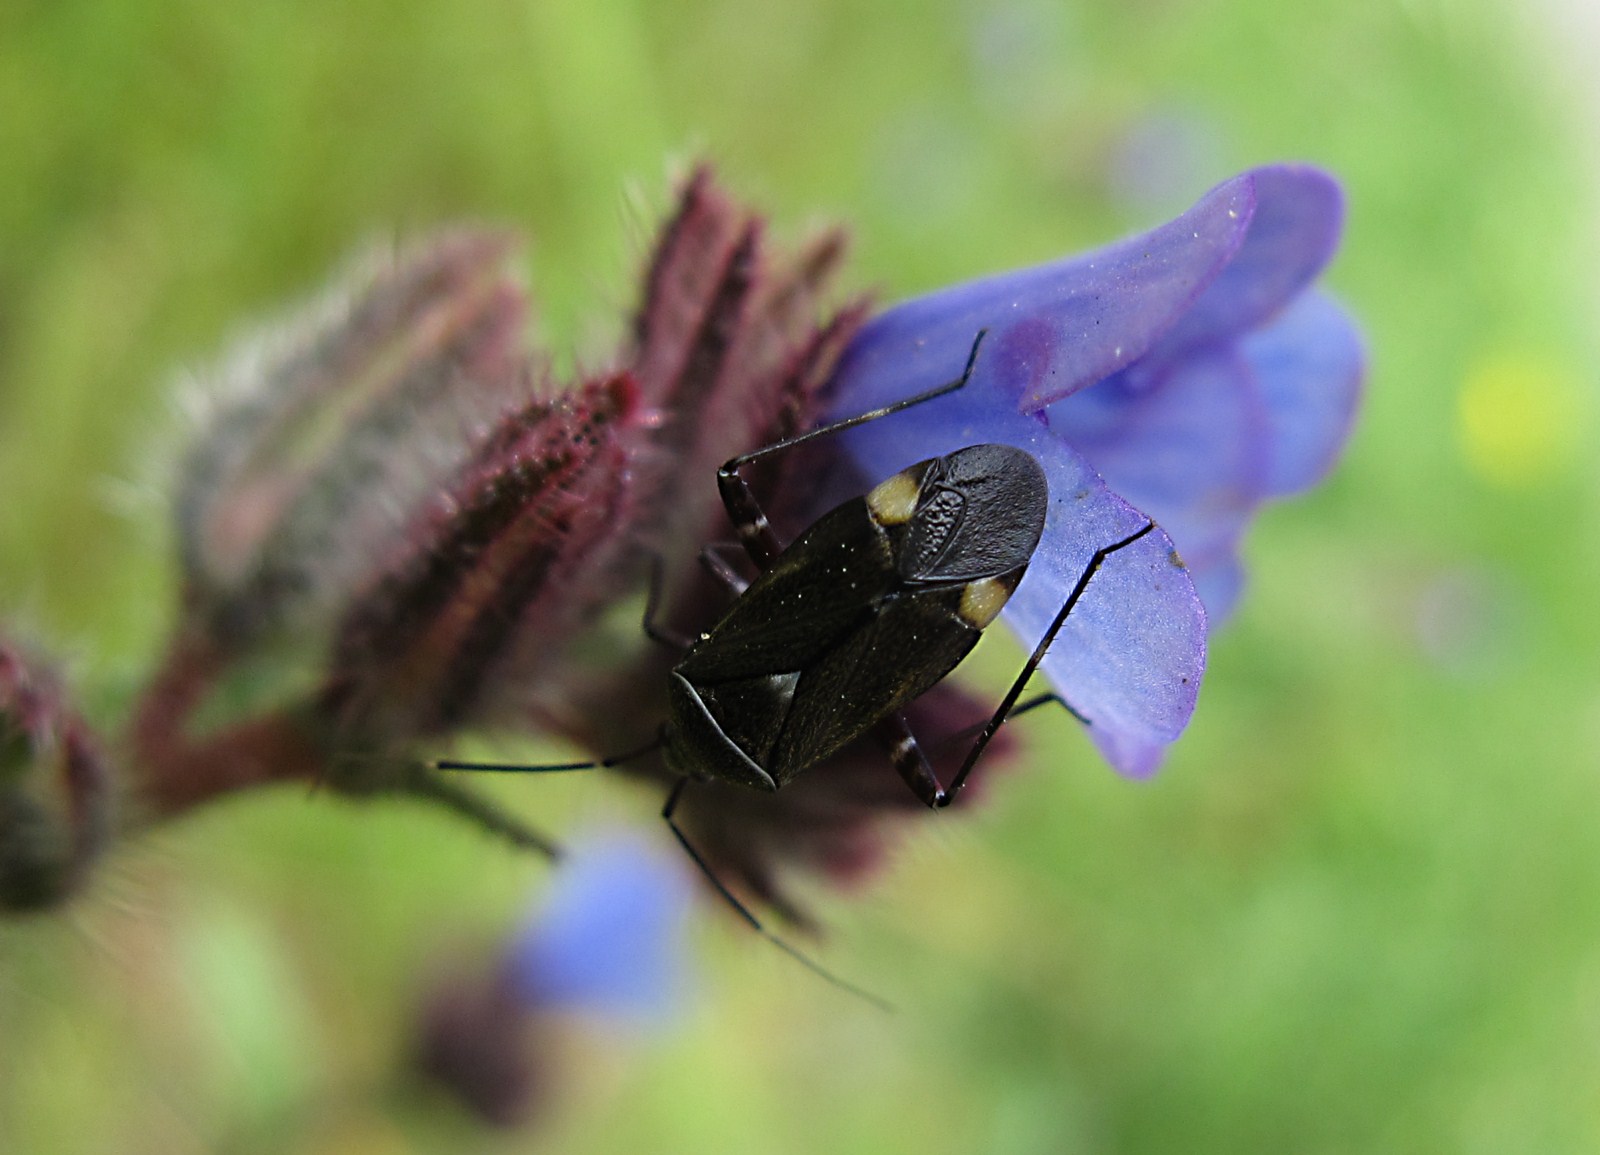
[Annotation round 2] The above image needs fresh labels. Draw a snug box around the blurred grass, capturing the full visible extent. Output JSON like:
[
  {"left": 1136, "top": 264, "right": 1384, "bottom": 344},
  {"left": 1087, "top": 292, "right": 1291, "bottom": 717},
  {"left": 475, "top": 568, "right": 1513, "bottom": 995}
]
[{"left": 3, "top": 0, "right": 1598, "bottom": 1152}]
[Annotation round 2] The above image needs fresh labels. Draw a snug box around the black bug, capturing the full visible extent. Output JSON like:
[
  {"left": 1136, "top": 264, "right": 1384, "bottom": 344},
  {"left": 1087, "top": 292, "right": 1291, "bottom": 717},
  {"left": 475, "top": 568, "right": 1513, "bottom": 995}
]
[
  {"left": 440, "top": 331, "right": 1154, "bottom": 1002},
  {"left": 672, "top": 441, "right": 1049, "bottom": 801}
]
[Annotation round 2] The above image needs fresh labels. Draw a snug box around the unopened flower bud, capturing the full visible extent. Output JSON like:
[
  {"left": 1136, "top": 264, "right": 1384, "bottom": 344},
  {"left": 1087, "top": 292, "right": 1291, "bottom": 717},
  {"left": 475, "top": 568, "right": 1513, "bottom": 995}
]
[
  {"left": 0, "top": 641, "right": 111, "bottom": 913},
  {"left": 175, "top": 231, "right": 538, "bottom": 653},
  {"left": 626, "top": 167, "right": 867, "bottom": 567},
  {"left": 322, "top": 371, "right": 648, "bottom": 741}
]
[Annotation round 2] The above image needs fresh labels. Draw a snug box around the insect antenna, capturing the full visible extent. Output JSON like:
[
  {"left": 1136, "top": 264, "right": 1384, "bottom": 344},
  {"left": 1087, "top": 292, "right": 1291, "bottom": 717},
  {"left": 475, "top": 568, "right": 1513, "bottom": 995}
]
[{"left": 407, "top": 771, "right": 568, "bottom": 861}]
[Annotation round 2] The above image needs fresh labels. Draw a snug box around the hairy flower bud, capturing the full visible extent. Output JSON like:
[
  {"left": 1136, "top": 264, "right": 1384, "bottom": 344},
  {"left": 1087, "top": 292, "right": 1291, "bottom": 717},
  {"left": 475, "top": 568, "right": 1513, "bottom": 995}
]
[
  {"left": 627, "top": 168, "right": 868, "bottom": 581},
  {"left": 322, "top": 371, "right": 648, "bottom": 741},
  {"left": 0, "top": 641, "right": 111, "bottom": 912},
  {"left": 531, "top": 170, "right": 868, "bottom": 749},
  {"left": 175, "top": 231, "right": 537, "bottom": 652}
]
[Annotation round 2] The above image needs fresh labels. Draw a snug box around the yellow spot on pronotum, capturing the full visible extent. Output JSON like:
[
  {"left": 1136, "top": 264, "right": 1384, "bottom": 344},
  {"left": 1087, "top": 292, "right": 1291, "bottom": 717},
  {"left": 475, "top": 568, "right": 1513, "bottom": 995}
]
[
  {"left": 959, "top": 577, "right": 1012, "bottom": 628},
  {"left": 866, "top": 470, "right": 921, "bottom": 525},
  {"left": 1457, "top": 354, "right": 1586, "bottom": 489}
]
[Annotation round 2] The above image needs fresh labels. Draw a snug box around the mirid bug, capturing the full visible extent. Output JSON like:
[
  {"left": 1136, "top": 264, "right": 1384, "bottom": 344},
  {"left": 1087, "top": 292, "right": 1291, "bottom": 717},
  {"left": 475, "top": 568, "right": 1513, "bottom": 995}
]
[{"left": 440, "top": 331, "right": 1154, "bottom": 1002}]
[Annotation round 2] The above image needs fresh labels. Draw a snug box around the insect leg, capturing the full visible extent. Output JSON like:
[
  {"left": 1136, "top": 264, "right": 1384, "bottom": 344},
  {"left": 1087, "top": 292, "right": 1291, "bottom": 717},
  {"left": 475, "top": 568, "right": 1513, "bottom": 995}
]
[
  {"left": 716, "top": 329, "right": 989, "bottom": 568},
  {"left": 928, "top": 518, "right": 1164, "bottom": 806},
  {"left": 406, "top": 771, "right": 567, "bottom": 861},
  {"left": 939, "top": 693, "right": 1089, "bottom": 748},
  {"left": 645, "top": 542, "right": 753, "bottom": 649},
  {"left": 698, "top": 541, "right": 752, "bottom": 595},
  {"left": 876, "top": 713, "right": 946, "bottom": 809},
  {"left": 876, "top": 690, "right": 1084, "bottom": 807},
  {"left": 641, "top": 551, "right": 695, "bottom": 651},
  {"left": 433, "top": 733, "right": 665, "bottom": 775},
  {"left": 660, "top": 778, "right": 893, "bottom": 1012},
  {"left": 1008, "top": 692, "right": 1083, "bottom": 725}
]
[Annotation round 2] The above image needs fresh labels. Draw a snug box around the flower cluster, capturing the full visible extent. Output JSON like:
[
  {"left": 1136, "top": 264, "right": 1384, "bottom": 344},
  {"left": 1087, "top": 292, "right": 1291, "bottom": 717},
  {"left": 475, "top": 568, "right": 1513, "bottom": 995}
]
[{"left": 0, "top": 165, "right": 1360, "bottom": 934}]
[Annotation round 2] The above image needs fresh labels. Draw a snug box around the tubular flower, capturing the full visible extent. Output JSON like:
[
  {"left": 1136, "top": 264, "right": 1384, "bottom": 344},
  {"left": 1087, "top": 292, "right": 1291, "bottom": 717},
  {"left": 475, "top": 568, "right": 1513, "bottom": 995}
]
[{"left": 823, "top": 165, "right": 1362, "bottom": 777}]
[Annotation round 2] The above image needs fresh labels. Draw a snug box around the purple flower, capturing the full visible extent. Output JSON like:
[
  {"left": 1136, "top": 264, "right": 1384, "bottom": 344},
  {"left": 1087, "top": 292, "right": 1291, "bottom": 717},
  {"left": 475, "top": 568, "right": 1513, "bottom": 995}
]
[
  {"left": 823, "top": 165, "right": 1363, "bottom": 777},
  {"left": 414, "top": 832, "right": 693, "bottom": 1126},
  {"left": 502, "top": 831, "right": 695, "bottom": 1021}
]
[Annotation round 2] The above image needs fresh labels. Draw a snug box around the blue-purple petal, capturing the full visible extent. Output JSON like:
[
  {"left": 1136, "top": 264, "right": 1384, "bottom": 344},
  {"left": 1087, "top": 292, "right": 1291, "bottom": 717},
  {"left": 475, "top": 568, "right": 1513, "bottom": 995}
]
[
  {"left": 1128, "top": 166, "right": 1345, "bottom": 385},
  {"left": 1190, "top": 554, "right": 1246, "bottom": 624},
  {"left": 825, "top": 173, "right": 1256, "bottom": 417},
  {"left": 1006, "top": 483, "right": 1207, "bottom": 779},
  {"left": 504, "top": 833, "right": 694, "bottom": 1022},
  {"left": 1239, "top": 289, "right": 1366, "bottom": 497},
  {"left": 1047, "top": 349, "right": 1272, "bottom": 577}
]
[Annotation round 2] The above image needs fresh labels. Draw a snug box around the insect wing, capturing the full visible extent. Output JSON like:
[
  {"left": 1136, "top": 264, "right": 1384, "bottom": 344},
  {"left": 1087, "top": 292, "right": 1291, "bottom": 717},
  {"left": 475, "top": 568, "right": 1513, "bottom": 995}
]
[
  {"left": 763, "top": 584, "right": 979, "bottom": 783},
  {"left": 675, "top": 497, "right": 892, "bottom": 684}
]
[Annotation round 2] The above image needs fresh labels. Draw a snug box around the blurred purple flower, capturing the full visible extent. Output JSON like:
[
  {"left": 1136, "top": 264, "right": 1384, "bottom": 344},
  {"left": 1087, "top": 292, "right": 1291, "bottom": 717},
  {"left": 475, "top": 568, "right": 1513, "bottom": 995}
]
[
  {"left": 503, "top": 831, "right": 695, "bottom": 1021},
  {"left": 415, "top": 831, "right": 694, "bottom": 1126},
  {"left": 825, "top": 165, "right": 1363, "bottom": 776}
]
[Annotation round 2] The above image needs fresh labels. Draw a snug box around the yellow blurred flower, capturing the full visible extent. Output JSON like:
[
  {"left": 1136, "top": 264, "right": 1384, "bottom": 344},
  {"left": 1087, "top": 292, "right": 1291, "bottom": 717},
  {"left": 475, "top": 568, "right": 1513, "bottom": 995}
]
[{"left": 1456, "top": 353, "right": 1587, "bottom": 489}]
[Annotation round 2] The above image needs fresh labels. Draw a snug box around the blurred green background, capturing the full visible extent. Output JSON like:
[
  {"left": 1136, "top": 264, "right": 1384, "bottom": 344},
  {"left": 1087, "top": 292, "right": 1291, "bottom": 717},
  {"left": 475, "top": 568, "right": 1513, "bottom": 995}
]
[{"left": 3, "top": 0, "right": 1598, "bottom": 1151}]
